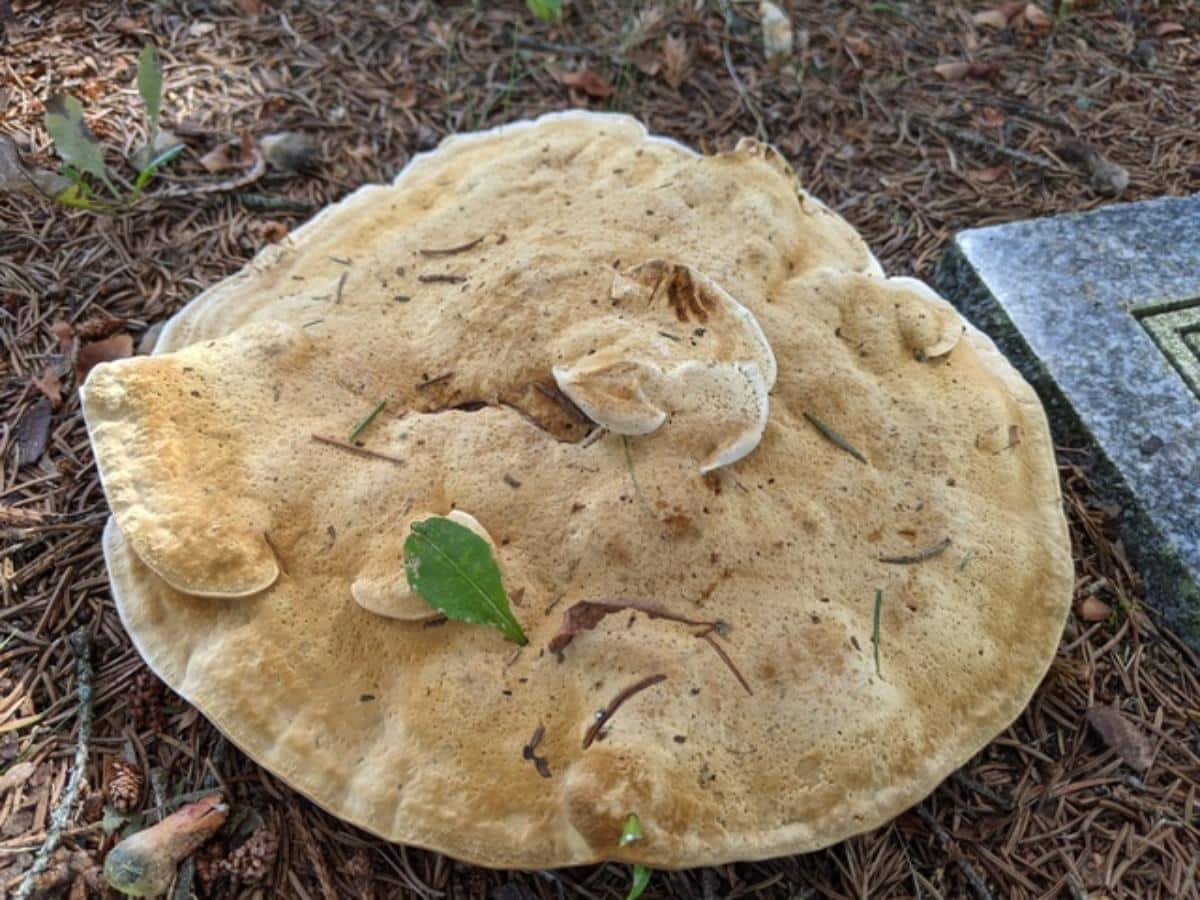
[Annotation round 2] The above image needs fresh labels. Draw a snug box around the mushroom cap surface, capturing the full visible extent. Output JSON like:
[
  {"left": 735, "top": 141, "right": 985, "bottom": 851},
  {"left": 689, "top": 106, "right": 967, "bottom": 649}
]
[{"left": 83, "top": 112, "right": 1072, "bottom": 869}]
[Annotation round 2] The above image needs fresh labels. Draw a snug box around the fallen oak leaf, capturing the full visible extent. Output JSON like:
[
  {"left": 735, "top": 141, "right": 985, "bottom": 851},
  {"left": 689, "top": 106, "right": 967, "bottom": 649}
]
[
  {"left": 1086, "top": 705, "right": 1153, "bottom": 771},
  {"left": 31, "top": 366, "right": 63, "bottom": 409},
  {"left": 560, "top": 68, "right": 615, "bottom": 99},
  {"left": 76, "top": 333, "right": 134, "bottom": 382}
]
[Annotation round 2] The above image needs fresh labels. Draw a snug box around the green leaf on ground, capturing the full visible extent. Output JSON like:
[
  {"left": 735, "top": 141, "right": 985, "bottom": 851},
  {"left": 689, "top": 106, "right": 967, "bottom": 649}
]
[
  {"left": 137, "top": 43, "right": 163, "bottom": 136},
  {"left": 526, "top": 0, "right": 563, "bottom": 23},
  {"left": 626, "top": 866, "right": 651, "bottom": 900},
  {"left": 620, "top": 813, "right": 651, "bottom": 900},
  {"left": 44, "top": 94, "right": 117, "bottom": 196},
  {"left": 404, "top": 516, "right": 528, "bottom": 644}
]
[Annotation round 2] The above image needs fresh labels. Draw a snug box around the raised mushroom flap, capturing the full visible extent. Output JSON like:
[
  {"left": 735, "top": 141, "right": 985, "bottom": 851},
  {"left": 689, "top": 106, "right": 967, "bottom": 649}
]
[
  {"left": 80, "top": 327, "right": 293, "bottom": 598},
  {"left": 86, "top": 112, "right": 1073, "bottom": 870},
  {"left": 552, "top": 261, "right": 777, "bottom": 471}
]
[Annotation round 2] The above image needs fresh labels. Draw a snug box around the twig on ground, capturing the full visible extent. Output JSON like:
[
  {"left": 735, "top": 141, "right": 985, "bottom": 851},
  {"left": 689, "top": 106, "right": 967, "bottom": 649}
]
[
  {"left": 921, "top": 119, "right": 1056, "bottom": 171},
  {"left": 156, "top": 151, "right": 267, "bottom": 197},
  {"left": 915, "top": 805, "right": 994, "bottom": 900},
  {"left": 718, "top": 0, "right": 767, "bottom": 141},
  {"left": 14, "top": 628, "right": 93, "bottom": 900}
]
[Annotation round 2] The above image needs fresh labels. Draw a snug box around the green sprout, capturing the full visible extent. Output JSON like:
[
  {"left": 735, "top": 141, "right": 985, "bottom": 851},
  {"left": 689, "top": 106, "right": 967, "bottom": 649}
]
[
  {"left": 526, "top": 0, "right": 564, "bottom": 24},
  {"left": 620, "top": 813, "right": 651, "bottom": 900}
]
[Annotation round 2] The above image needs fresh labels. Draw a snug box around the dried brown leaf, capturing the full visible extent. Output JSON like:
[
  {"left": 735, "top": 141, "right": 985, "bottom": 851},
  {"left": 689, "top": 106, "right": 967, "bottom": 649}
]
[
  {"left": 560, "top": 68, "right": 615, "bottom": 99},
  {"left": 395, "top": 83, "right": 418, "bottom": 109},
  {"left": 933, "top": 61, "right": 998, "bottom": 82},
  {"left": 973, "top": 9, "right": 1011, "bottom": 28},
  {"left": 113, "top": 15, "right": 143, "bottom": 34},
  {"left": 75, "top": 312, "right": 126, "bottom": 341},
  {"left": 1077, "top": 595, "right": 1112, "bottom": 622},
  {"left": 0, "top": 761, "right": 36, "bottom": 794},
  {"left": 934, "top": 61, "right": 971, "bottom": 81},
  {"left": 968, "top": 165, "right": 1008, "bottom": 183},
  {"left": 843, "top": 34, "right": 872, "bottom": 59},
  {"left": 50, "top": 319, "right": 75, "bottom": 355},
  {"left": 15, "top": 398, "right": 52, "bottom": 465},
  {"left": 661, "top": 33, "right": 690, "bottom": 90},
  {"left": 235, "top": 0, "right": 265, "bottom": 15},
  {"left": 1023, "top": 3, "right": 1052, "bottom": 29},
  {"left": 76, "top": 333, "right": 134, "bottom": 382},
  {"left": 258, "top": 220, "right": 289, "bottom": 243},
  {"left": 978, "top": 105, "right": 1005, "bottom": 128},
  {"left": 198, "top": 143, "right": 239, "bottom": 174},
  {"left": 1153, "top": 22, "right": 1184, "bottom": 38},
  {"left": 31, "top": 366, "right": 64, "bottom": 409},
  {"left": 1086, "top": 705, "right": 1153, "bottom": 771}
]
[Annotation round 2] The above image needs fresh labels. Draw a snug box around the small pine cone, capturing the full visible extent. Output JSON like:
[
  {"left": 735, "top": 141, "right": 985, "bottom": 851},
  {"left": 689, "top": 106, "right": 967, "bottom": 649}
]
[
  {"left": 347, "top": 851, "right": 375, "bottom": 900},
  {"left": 106, "top": 759, "right": 144, "bottom": 813},
  {"left": 222, "top": 825, "right": 279, "bottom": 885},
  {"left": 128, "top": 669, "right": 167, "bottom": 733},
  {"left": 194, "top": 841, "right": 227, "bottom": 894}
]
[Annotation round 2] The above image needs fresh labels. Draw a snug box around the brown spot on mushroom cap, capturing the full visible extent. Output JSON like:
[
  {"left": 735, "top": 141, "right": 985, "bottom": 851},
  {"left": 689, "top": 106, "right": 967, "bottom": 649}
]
[{"left": 86, "top": 112, "right": 1071, "bottom": 870}]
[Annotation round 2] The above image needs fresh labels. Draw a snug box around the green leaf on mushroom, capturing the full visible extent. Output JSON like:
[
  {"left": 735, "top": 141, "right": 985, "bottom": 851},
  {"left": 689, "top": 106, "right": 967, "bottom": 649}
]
[{"left": 404, "top": 516, "right": 528, "bottom": 644}]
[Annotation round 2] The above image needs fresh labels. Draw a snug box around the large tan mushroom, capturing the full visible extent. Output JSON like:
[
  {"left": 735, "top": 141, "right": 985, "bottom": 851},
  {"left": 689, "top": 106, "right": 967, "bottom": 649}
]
[{"left": 81, "top": 112, "right": 1072, "bottom": 869}]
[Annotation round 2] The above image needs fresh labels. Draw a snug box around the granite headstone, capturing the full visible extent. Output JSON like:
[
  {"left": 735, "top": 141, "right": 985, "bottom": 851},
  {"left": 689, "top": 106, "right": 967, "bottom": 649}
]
[{"left": 936, "top": 194, "right": 1200, "bottom": 648}]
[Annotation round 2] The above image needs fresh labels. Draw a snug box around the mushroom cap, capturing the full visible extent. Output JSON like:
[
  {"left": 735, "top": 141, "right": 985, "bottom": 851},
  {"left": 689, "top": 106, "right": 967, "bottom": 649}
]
[{"left": 83, "top": 112, "right": 1072, "bottom": 869}]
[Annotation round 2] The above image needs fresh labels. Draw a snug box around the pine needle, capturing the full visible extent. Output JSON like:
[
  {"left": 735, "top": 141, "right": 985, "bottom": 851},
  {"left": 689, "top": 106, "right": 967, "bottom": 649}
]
[
  {"left": 871, "top": 588, "right": 883, "bottom": 678},
  {"left": 804, "top": 411, "right": 868, "bottom": 464},
  {"left": 348, "top": 399, "right": 387, "bottom": 443}
]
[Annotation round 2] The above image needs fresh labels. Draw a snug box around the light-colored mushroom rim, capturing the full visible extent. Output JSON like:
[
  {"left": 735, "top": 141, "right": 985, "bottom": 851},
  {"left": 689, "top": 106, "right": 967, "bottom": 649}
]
[
  {"left": 101, "top": 322, "right": 1067, "bottom": 869},
  {"left": 151, "top": 110, "right": 883, "bottom": 355},
  {"left": 101, "top": 110, "right": 1065, "bottom": 866}
]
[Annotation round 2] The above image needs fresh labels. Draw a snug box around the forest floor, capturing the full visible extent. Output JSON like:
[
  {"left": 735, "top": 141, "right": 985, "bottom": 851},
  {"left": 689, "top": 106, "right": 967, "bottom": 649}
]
[{"left": 1, "top": 1, "right": 1198, "bottom": 898}]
